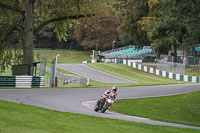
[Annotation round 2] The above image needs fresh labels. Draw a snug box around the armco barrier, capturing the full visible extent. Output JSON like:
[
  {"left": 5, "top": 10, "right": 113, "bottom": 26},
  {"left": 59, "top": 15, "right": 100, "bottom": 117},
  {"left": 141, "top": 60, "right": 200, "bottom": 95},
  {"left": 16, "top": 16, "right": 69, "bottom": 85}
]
[
  {"left": 115, "top": 58, "right": 200, "bottom": 83},
  {"left": 82, "top": 60, "right": 92, "bottom": 63},
  {"left": 0, "top": 76, "right": 46, "bottom": 88}
]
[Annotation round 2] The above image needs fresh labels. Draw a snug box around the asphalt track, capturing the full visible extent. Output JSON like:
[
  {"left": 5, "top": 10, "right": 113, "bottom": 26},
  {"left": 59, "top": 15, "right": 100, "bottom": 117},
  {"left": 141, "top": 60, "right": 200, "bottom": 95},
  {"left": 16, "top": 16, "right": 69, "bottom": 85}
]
[
  {"left": 0, "top": 84, "right": 200, "bottom": 130},
  {"left": 57, "top": 64, "right": 135, "bottom": 83}
]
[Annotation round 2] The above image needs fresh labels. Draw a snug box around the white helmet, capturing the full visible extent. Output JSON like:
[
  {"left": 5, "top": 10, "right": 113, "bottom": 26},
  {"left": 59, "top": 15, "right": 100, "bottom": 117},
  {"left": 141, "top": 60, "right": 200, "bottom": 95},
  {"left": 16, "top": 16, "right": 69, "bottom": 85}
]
[{"left": 112, "top": 87, "right": 117, "bottom": 92}]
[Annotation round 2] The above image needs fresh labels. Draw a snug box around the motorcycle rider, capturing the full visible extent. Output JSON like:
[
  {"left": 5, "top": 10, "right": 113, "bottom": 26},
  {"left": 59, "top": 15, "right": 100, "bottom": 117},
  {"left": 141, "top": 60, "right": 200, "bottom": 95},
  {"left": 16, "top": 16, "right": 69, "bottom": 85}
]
[
  {"left": 95, "top": 87, "right": 118, "bottom": 112},
  {"left": 103, "top": 86, "right": 118, "bottom": 100},
  {"left": 99, "top": 87, "right": 117, "bottom": 105}
]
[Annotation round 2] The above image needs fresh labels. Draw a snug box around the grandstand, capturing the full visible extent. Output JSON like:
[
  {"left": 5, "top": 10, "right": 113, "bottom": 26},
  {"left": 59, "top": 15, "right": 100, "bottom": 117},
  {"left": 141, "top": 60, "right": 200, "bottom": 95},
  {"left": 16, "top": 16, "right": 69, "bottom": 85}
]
[{"left": 101, "top": 45, "right": 155, "bottom": 59}]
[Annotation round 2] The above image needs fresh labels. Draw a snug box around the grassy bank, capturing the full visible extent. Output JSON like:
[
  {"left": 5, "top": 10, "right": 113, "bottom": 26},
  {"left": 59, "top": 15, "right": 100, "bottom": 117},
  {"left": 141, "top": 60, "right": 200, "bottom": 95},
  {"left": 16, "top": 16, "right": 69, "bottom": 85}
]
[
  {"left": 111, "top": 91, "right": 200, "bottom": 127},
  {"left": 87, "top": 63, "right": 186, "bottom": 86},
  {"left": 0, "top": 50, "right": 91, "bottom": 76},
  {"left": 56, "top": 63, "right": 185, "bottom": 88},
  {"left": 0, "top": 100, "right": 199, "bottom": 133},
  {"left": 34, "top": 50, "right": 92, "bottom": 66}
]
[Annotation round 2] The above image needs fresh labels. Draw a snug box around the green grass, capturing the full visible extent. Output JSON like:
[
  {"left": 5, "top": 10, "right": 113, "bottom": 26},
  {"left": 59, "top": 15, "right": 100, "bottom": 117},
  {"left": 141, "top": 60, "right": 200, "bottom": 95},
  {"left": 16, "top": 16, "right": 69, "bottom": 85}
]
[
  {"left": 34, "top": 50, "right": 92, "bottom": 66},
  {"left": 87, "top": 63, "right": 186, "bottom": 86},
  {"left": 0, "top": 100, "right": 199, "bottom": 133},
  {"left": 57, "top": 63, "right": 181, "bottom": 88},
  {"left": 0, "top": 50, "right": 91, "bottom": 76},
  {"left": 141, "top": 63, "right": 200, "bottom": 77},
  {"left": 0, "top": 66, "right": 12, "bottom": 76},
  {"left": 57, "top": 68, "right": 82, "bottom": 77},
  {"left": 111, "top": 91, "right": 200, "bottom": 127},
  {"left": 88, "top": 79, "right": 142, "bottom": 87},
  {"left": 185, "top": 67, "right": 200, "bottom": 77},
  {"left": 56, "top": 67, "right": 135, "bottom": 87}
]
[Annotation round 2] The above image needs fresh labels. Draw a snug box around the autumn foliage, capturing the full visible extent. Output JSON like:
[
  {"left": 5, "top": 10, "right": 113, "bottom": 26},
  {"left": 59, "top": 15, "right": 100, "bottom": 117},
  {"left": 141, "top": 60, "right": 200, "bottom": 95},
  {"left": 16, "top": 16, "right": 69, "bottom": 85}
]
[{"left": 74, "top": 11, "right": 119, "bottom": 50}]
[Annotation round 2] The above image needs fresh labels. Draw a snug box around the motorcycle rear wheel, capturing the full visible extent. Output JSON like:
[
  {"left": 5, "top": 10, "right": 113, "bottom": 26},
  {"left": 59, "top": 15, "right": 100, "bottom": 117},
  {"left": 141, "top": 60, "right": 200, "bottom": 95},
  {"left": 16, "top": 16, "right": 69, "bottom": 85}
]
[{"left": 94, "top": 100, "right": 100, "bottom": 112}]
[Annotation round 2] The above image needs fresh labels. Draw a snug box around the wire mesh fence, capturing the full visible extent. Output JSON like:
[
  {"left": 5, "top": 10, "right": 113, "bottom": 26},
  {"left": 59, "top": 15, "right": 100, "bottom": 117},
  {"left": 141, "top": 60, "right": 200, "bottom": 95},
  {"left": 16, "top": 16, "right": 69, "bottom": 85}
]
[
  {"left": 39, "top": 55, "right": 47, "bottom": 76},
  {"left": 38, "top": 64, "right": 89, "bottom": 87},
  {"left": 56, "top": 71, "right": 88, "bottom": 87},
  {"left": 156, "top": 60, "right": 185, "bottom": 74}
]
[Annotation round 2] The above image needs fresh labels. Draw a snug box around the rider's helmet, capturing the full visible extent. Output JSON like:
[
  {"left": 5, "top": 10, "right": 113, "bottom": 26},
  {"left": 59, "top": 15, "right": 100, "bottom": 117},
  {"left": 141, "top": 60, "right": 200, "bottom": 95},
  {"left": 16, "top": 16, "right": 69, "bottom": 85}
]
[{"left": 112, "top": 87, "right": 117, "bottom": 93}]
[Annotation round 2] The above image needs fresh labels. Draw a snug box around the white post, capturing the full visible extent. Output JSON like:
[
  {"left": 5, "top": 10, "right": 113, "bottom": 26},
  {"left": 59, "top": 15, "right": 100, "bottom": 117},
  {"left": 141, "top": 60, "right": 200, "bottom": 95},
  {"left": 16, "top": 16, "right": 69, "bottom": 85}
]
[
  {"left": 92, "top": 50, "right": 94, "bottom": 60},
  {"left": 54, "top": 54, "right": 60, "bottom": 78},
  {"left": 87, "top": 78, "right": 89, "bottom": 86},
  {"left": 112, "top": 41, "right": 116, "bottom": 50}
]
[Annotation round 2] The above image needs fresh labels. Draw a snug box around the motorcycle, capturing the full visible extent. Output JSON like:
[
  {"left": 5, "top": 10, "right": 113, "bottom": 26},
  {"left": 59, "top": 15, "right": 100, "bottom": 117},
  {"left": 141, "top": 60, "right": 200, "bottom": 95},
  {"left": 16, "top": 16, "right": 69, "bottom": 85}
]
[{"left": 94, "top": 94, "right": 115, "bottom": 113}]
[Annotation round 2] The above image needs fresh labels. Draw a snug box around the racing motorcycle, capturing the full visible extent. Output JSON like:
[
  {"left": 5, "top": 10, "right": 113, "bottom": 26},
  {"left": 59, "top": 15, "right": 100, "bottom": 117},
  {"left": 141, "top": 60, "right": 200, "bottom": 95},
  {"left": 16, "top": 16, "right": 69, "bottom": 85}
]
[{"left": 94, "top": 94, "right": 115, "bottom": 113}]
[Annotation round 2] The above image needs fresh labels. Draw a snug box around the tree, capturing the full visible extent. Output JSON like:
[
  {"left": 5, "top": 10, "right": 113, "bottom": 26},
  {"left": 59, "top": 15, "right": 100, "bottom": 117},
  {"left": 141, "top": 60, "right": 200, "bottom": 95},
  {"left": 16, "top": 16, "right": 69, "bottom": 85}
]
[
  {"left": 0, "top": 0, "right": 109, "bottom": 72},
  {"left": 74, "top": 5, "right": 119, "bottom": 50},
  {"left": 140, "top": 0, "right": 200, "bottom": 64},
  {"left": 118, "top": 0, "right": 149, "bottom": 46}
]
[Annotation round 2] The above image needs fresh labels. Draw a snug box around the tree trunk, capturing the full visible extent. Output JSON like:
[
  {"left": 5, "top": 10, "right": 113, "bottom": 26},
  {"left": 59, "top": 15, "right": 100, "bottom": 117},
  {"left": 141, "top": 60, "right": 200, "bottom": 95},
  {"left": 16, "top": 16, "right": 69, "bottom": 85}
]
[
  {"left": 69, "top": 43, "right": 72, "bottom": 50},
  {"left": 156, "top": 47, "right": 161, "bottom": 60},
  {"left": 183, "top": 47, "right": 189, "bottom": 66},
  {"left": 23, "top": 0, "right": 33, "bottom": 64},
  {"left": 95, "top": 41, "right": 99, "bottom": 50},
  {"left": 171, "top": 44, "right": 177, "bottom": 62}
]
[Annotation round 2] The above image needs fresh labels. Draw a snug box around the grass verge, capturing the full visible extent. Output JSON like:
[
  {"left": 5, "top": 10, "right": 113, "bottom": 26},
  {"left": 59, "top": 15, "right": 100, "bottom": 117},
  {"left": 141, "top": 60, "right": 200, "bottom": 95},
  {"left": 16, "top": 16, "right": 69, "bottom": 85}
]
[
  {"left": 34, "top": 50, "right": 91, "bottom": 66},
  {"left": 0, "top": 50, "right": 91, "bottom": 76},
  {"left": 111, "top": 91, "right": 200, "bottom": 127},
  {"left": 56, "top": 67, "right": 136, "bottom": 88},
  {"left": 0, "top": 100, "right": 199, "bottom": 133},
  {"left": 86, "top": 63, "right": 186, "bottom": 86},
  {"left": 56, "top": 63, "right": 188, "bottom": 88}
]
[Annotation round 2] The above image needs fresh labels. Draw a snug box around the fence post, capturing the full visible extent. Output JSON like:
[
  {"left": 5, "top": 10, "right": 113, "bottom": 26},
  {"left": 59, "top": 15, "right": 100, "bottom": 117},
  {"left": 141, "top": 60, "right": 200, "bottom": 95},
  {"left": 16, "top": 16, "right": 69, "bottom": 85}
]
[{"left": 49, "top": 54, "right": 60, "bottom": 87}]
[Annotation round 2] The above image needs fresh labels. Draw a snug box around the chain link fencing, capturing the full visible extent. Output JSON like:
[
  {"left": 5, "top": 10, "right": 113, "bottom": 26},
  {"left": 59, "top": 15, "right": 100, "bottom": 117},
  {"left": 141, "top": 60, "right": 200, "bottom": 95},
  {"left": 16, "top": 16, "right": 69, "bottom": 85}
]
[
  {"left": 156, "top": 60, "right": 185, "bottom": 74},
  {"left": 38, "top": 64, "right": 89, "bottom": 87},
  {"left": 39, "top": 55, "right": 47, "bottom": 76}
]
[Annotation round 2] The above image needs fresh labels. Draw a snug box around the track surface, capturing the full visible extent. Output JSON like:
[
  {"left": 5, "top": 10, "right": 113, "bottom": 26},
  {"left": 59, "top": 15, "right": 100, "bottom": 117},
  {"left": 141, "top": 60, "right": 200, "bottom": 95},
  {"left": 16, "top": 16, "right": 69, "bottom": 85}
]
[
  {"left": 0, "top": 84, "right": 200, "bottom": 129},
  {"left": 57, "top": 64, "right": 135, "bottom": 83}
]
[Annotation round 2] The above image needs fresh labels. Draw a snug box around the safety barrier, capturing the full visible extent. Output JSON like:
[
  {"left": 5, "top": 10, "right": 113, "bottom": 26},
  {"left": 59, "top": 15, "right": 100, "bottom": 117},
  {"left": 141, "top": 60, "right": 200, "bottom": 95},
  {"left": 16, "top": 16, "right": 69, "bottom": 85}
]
[
  {"left": 0, "top": 76, "right": 46, "bottom": 88},
  {"left": 82, "top": 60, "right": 92, "bottom": 63}
]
